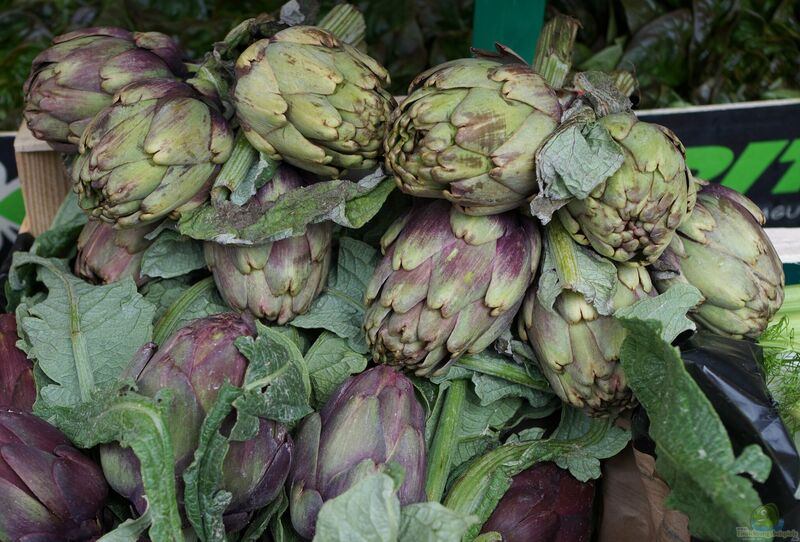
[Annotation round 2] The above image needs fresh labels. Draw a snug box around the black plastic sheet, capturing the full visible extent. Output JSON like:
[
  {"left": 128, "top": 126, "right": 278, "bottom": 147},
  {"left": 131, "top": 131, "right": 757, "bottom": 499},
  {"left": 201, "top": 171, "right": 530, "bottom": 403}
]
[{"left": 633, "top": 331, "right": 800, "bottom": 533}]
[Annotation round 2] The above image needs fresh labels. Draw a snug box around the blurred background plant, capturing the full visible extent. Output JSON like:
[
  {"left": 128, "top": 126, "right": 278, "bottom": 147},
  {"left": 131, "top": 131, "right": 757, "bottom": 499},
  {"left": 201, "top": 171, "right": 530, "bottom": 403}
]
[
  {"left": 0, "top": 0, "right": 475, "bottom": 130},
  {"left": 1, "top": 0, "right": 799, "bottom": 131},
  {"left": 553, "top": 0, "right": 800, "bottom": 107}
]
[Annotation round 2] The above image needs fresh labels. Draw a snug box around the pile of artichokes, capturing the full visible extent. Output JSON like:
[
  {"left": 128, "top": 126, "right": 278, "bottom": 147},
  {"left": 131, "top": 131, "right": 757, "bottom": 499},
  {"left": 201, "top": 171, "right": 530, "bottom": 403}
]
[{"left": 7, "top": 3, "right": 787, "bottom": 542}]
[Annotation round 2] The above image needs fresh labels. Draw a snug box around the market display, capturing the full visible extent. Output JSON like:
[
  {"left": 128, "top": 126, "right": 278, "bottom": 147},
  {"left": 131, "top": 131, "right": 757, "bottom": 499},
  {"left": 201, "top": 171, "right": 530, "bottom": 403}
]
[{"left": 1, "top": 4, "right": 796, "bottom": 542}]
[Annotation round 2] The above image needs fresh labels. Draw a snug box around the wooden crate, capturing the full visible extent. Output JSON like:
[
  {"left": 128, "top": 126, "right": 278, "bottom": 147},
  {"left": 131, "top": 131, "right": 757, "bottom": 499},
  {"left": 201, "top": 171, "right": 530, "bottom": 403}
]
[{"left": 13, "top": 123, "right": 72, "bottom": 236}]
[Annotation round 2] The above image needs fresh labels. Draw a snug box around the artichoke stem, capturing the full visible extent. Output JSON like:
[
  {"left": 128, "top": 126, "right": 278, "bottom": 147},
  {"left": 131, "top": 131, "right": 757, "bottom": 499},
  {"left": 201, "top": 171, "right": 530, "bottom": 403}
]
[
  {"left": 212, "top": 132, "right": 258, "bottom": 203},
  {"left": 425, "top": 379, "right": 467, "bottom": 502},
  {"left": 546, "top": 219, "right": 582, "bottom": 291},
  {"left": 532, "top": 14, "right": 579, "bottom": 89},
  {"left": 318, "top": 3, "right": 366, "bottom": 48},
  {"left": 456, "top": 355, "right": 551, "bottom": 392},
  {"left": 153, "top": 277, "right": 217, "bottom": 345}
]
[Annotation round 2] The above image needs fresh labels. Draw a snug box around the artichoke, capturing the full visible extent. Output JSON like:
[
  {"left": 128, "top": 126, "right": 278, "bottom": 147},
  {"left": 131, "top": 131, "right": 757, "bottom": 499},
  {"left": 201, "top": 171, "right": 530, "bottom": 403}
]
[
  {"left": 75, "top": 220, "right": 157, "bottom": 286},
  {"left": 290, "top": 365, "right": 426, "bottom": 539},
  {"left": 365, "top": 200, "right": 540, "bottom": 376},
  {"left": 204, "top": 166, "right": 333, "bottom": 324},
  {"left": 652, "top": 183, "right": 785, "bottom": 339},
  {"left": 557, "top": 113, "right": 696, "bottom": 265},
  {"left": 23, "top": 27, "right": 185, "bottom": 151},
  {"left": 0, "top": 315, "right": 35, "bottom": 412},
  {"left": 0, "top": 408, "right": 108, "bottom": 541},
  {"left": 73, "top": 78, "right": 234, "bottom": 228},
  {"left": 519, "top": 264, "right": 654, "bottom": 415},
  {"left": 233, "top": 25, "right": 394, "bottom": 177},
  {"left": 480, "top": 462, "right": 595, "bottom": 542},
  {"left": 384, "top": 57, "right": 561, "bottom": 215},
  {"left": 99, "top": 313, "right": 292, "bottom": 532}
]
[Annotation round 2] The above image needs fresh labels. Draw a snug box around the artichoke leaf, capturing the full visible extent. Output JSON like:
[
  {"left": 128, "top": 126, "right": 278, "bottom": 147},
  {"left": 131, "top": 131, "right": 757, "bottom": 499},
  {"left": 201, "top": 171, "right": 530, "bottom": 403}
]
[{"left": 530, "top": 109, "right": 624, "bottom": 223}]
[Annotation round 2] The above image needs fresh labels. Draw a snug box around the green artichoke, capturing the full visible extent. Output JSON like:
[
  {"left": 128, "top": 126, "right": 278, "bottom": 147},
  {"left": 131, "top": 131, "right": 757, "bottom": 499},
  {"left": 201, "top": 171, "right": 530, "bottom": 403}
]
[
  {"left": 232, "top": 26, "right": 394, "bottom": 177},
  {"left": 365, "top": 200, "right": 540, "bottom": 376},
  {"left": 204, "top": 166, "right": 333, "bottom": 324},
  {"left": 23, "top": 27, "right": 185, "bottom": 151},
  {"left": 519, "top": 264, "right": 654, "bottom": 415},
  {"left": 75, "top": 220, "right": 157, "bottom": 286},
  {"left": 73, "top": 78, "right": 234, "bottom": 228},
  {"left": 557, "top": 113, "right": 696, "bottom": 265},
  {"left": 384, "top": 57, "right": 562, "bottom": 215},
  {"left": 651, "top": 184, "right": 785, "bottom": 339}
]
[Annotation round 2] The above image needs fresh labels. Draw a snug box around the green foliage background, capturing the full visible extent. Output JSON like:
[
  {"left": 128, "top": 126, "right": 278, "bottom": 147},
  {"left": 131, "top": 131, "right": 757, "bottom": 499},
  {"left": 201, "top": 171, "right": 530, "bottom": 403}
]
[
  {"left": 1, "top": 0, "right": 798, "bottom": 130},
  {"left": 0, "top": 0, "right": 474, "bottom": 130}
]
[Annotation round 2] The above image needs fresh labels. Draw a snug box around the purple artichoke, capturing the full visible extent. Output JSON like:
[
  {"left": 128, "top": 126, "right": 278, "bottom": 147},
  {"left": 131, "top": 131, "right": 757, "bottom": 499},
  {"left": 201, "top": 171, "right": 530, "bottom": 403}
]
[
  {"left": 75, "top": 220, "right": 157, "bottom": 287},
  {"left": 99, "top": 313, "right": 292, "bottom": 532},
  {"left": 290, "top": 366, "right": 426, "bottom": 539},
  {"left": 364, "top": 200, "right": 541, "bottom": 376},
  {"left": 23, "top": 27, "right": 185, "bottom": 151},
  {"left": 480, "top": 463, "right": 595, "bottom": 542},
  {"left": 0, "top": 408, "right": 108, "bottom": 541},
  {"left": 204, "top": 166, "right": 333, "bottom": 324},
  {"left": 0, "top": 315, "right": 35, "bottom": 412}
]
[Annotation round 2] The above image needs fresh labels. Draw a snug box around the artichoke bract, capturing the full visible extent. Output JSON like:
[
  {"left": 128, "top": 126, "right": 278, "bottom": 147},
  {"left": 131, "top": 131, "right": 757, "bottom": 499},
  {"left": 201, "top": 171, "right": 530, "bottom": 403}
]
[
  {"left": 519, "top": 264, "right": 654, "bottom": 415},
  {"left": 365, "top": 200, "right": 540, "bottom": 376},
  {"left": 23, "top": 27, "right": 185, "bottom": 151},
  {"left": 652, "top": 184, "right": 785, "bottom": 339},
  {"left": 558, "top": 113, "right": 696, "bottom": 265},
  {"left": 99, "top": 313, "right": 292, "bottom": 532},
  {"left": 75, "top": 220, "right": 157, "bottom": 287},
  {"left": 481, "top": 462, "right": 595, "bottom": 542},
  {"left": 289, "top": 365, "right": 426, "bottom": 539},
  {"left": 384, "top": 57, "right": 561, "bottom": 215},
  {"left": 204, "top": 166, "right": 333, "bottom": 324},
  {"left": 0, "top": 408, "right": 108, "bottom": 542},
  {"left": 233, "top": 26, "right": 394, "bottom": 177},
  {"left": 0, "top": 315, "right": 35, "bottom": 412},
  {"left": 73, "top": 78, "right": 234, "bottom": 228}
]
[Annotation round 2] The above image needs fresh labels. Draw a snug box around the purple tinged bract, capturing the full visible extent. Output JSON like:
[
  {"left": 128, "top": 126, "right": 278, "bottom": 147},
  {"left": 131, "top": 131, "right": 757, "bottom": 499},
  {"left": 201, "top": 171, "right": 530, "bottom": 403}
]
[
  {"left": 364, "top": 200, "right": 541, "bottom": 376},
  {"left": 0, "top": 408, "right": 108, "bottom": 542},
  {"left": 0, "top": 315, "right": 35, "bottom": 412},
  {"left": 481, "top": 462, "right": 595, "bottom": 542},
  {"left": 23, "top": 27, "right": 185, "bottom": 152},
  {"left": 204, "top": 166, "right": 333, "bottom": 324},
  {"left": 99, "top": 313, "right": 293, "bottom": 532},
  {"left": 289, "top": 365, "right": 426, "bottom": 539},
  {"left": 75, "top": 220, "right": 157, "bottom": 286}
]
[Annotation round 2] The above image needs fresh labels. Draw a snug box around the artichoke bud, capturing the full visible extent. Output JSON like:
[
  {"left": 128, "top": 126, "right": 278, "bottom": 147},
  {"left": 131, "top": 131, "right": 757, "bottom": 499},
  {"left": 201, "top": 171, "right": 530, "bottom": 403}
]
[
  {"left": 480, "top": 462, "right": 596, "bottom": 542},
  {"left": 75, "top": 220, "right": 158, "bottom": 286},
  {"left": 520, "top": 263, "right": 654, "bottom": 416},
  {"left": 233, "top": 25, "right": 394, "bottom": 178},
  {"left": 0, "top": 409, "right": 108, "bottom": 541},
  {"left": 557, "top": 113, "right": 697, "bottom": 265},
  {"left": 99, "top": 313, "right": 293, "bottom": 532},
  {"left": 652, "top": 183, "right": 784, "bottom": 339},
  {"left": 24, "top": 27, "right": 186, "bottom": 151},
  {"left": 73, "top": 78, "right": 234, "bottom": 228},
  {"left": 0, "top": 315, "right": 36, "bottom": 412},
  {"left": 204, "top": 166, "right": 334, "bottom": 324},
  {"left": 384, "top": 57, "right": 562, "bottom": 215},
  {"left": 365, "top": 200, "right": 540, "bottom": 376},
  {"left": 289, "top": 366, "right": 426, "bottom": 539}
]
